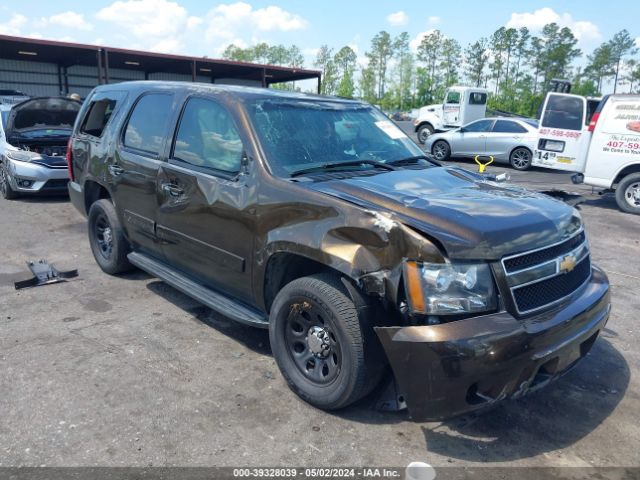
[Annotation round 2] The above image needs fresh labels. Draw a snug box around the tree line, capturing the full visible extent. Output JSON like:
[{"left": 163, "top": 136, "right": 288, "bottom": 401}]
[{"left": 221, "top": 25, "right": 639, "bottom": 117}]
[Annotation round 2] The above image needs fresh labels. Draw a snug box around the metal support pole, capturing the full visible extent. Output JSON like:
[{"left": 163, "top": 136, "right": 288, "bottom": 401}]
[
  {"left": 261, "top": 68, "right": 266, "bottom": 88},
  {"left": 57, "top": 64, "right": 64, "bottom": 95},
  {"left": 317, "top": 75, "right": 321, "bottom": 94},
  {"left": 103, "top": 50, "right": 110, "bottom": 84},
  {"left": 191, "top": 60, "right": 196, "bottom": 82},
  {"left": 96, "top": 49, "right": 103, "bottom": 85}
]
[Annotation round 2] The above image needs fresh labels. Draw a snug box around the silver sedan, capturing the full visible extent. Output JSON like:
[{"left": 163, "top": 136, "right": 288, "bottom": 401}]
[{"left": 424, "top": 117, "right": 539, "bottom": 170}]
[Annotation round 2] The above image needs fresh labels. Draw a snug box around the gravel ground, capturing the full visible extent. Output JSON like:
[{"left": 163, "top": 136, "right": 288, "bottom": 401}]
[{"left": 0, "top": 124, "right": 638, "bottom": 473}]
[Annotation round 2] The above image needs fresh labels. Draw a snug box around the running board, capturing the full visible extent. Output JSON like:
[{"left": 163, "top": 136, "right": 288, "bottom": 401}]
[{"left": 128, "top": 252, "right": 269, "bottom": 328}]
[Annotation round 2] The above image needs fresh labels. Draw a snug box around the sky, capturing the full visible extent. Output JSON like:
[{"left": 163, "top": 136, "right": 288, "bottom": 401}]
[{"left": 1, "top": 0, "right": 639, "bottom": 90}]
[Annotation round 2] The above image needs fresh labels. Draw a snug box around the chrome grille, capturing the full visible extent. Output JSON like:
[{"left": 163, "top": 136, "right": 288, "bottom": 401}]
[{"left": 501, "top": 230, "right": 592, "bottom": 315}]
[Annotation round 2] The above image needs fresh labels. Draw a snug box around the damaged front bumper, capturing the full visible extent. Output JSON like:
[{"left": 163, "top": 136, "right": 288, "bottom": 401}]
[{"left": 375, "top": 266, "right": 610, "bottom": 421}]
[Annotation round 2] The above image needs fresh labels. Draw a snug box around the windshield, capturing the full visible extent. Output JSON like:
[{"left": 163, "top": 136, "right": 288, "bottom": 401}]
[{"left": 247, "top": 99, "right": 425, "bottom": 177}]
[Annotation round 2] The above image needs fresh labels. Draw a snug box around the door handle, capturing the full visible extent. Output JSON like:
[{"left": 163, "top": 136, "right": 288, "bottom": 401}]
[
  {"left": 161, "top": 183, "right": 185, "bottom": 197},
  {"left": 108, "top": 164, "right": 124, "bottom": 176}
]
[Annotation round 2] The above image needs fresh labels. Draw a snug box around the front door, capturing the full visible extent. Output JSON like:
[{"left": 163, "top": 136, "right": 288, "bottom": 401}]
[
  {"left": 443, "top": 89, "right": 462, "bottom": 127},
  {"left": 455, "top": 119, "right": 493, "bottom": 157},
  {"left": 110, "top": 92, "right": 175, "bottom": 257},
  {"left": 156, "top": 96, "right": 256, "bottom": 300},
  {"left": 533, "top": 93, "right": 589, "bottom": 172}
]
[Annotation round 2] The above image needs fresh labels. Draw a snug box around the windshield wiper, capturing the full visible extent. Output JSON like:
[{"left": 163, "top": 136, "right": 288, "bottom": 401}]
[
  {"left": 289, "top": 160, "right": 397, "bottom": 178},
  {"left": 387, "top": 155, "right": 439, "bottom": 167}
]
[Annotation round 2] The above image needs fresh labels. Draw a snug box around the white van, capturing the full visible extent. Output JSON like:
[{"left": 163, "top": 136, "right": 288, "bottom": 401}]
[
  {"left": 413, "top": 86, "right": 489, "bottom": 143},
  {"left": 534, "top": 92, "right": 640, "bottom": 214}
]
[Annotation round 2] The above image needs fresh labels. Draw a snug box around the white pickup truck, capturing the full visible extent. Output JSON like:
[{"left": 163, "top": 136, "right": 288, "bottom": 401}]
[
  {"left": 413, "top": 86, "right": 489, "bottom": 144},
  {"left": 534, "top": 92, "right": 640, "bottom": 214}
]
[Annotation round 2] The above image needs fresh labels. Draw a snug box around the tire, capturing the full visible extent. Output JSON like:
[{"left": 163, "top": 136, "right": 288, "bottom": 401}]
[
  {"left": 510, "top": 147, "right": 532, "bottom": 171},
  {"left": 269, "top": 274, "right": 384, "bottom": 410},
  {"left": 431, "top": 140, "right": 451, "bottom": 161},
  {"left": 87, "top": 199, "right": 133, "bottom": 274},
  {"left": 417, "top": 124, "right": 434, "bottom": 144},
  {"left": 0, "top": 162, "right": 18, "bottom": 200},
  {"left": 615, "top": 173, "right": 640, "bottom": 215}
]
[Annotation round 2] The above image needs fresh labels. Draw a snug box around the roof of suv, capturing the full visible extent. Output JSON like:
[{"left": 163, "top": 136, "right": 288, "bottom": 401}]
[{"left": 92, "top": 80, "right": 364, "bottom": 106}]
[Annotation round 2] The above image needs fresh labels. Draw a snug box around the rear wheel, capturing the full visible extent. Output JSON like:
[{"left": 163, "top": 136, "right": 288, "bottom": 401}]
[
  {"left": 510, "top": 147, "right": 532, "bottom": 171},
  {"left": 269, "top": 274, "right": 383, "bottom": 410},
  {"left": 615, "top": 173, "right": 640, "bottom": 215},
  {"left": 88, "top": 199, "right": 133, "bottom": 274},
  {"left": 417, "top": 124, "right": 434, "bottom": 144},
  {"left": 431, "top": 140, "right": 451, "bottom": 161},
  {"left": 0, "top": 162, "right": 18, "bottom": 200}
]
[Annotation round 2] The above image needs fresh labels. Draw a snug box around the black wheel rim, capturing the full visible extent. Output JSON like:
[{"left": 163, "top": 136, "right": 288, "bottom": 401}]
[
  {"left": 284, "top": 297, "right": 342, "bottom": 385},
  {"left": 93, "top": 213, "right": 114, "bottom": 259}
]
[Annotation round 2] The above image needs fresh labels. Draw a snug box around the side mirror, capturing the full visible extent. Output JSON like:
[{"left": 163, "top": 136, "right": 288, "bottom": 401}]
[{"left": 459, "top": 127, "right": 466, "bottom": 133}]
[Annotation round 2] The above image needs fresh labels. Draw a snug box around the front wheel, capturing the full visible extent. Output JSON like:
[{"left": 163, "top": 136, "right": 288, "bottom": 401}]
[
  {"left": 88, "top": 199, "right": 133, "bottom": 274},
  {"left": 417, "top": 124, "right": 434, "bottom": 144},
  {"left": 0, "top": 162, "right": 18, "bottom": 200},
  {"left": 510, "top": 147, "right": 532, "bottom": 171},
  {"left": 431, "top": 140, "right": 451, "bottom": 161},
  {"left": 269, "top": 274, "right": 383, "bottom": 410},
  {"left": 615, "top": 173, "right": 640, "bottom": 215}
]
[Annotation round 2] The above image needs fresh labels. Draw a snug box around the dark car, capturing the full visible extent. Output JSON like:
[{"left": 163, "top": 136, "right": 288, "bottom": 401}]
[{"left": 67, "top": 81, "right": 610, "bottom": 421}]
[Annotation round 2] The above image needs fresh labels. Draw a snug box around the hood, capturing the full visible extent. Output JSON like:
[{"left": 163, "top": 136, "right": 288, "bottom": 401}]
[
  {"left": 308, "top": 167, "right": 581, "bottom": 260},
  {"left": 6, "top": 97, "right": 81, "bottom": 137}
]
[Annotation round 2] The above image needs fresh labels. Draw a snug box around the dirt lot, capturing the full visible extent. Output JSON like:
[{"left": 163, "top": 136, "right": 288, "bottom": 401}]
[{"left": 1, "top": 131, "right": 639, "bottom": 471}]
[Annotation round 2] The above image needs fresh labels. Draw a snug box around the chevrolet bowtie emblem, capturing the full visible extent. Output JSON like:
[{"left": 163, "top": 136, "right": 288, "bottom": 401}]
[{"left": 559, "top": 255, "right": 577, "bottom": 273}]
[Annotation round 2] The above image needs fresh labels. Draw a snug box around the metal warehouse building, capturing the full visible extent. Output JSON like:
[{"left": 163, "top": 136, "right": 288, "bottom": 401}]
[{"left": 0, "top": 35, "right": 321, "bottom": 98}]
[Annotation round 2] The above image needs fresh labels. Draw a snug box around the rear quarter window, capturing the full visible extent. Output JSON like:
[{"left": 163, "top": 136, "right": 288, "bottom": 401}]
[
  {"left": 79, "top": 91, "right": 125, "bottom": 138},
  {"left": 468, "top": 92, "right": 487, "bottom": 105}
]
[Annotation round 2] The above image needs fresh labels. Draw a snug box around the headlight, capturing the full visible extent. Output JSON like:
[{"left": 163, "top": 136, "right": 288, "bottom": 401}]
[
  {"left": 5, "top": 150, "right": 42, "bottom": 162},
  {"left": 403, "top": 261, "right": 497, "bottom": 316}
]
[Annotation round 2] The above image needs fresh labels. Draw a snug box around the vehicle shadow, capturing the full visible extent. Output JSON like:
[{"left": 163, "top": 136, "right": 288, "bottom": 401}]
[
  {"left": 145, "top": 280, "right": 271, "bottom": 356},
  {"left": 143, "top": 277, "right": 628, "bottom": 461},
  {"left": 14, "top": 193, "right": 69, "bottom": 204}
]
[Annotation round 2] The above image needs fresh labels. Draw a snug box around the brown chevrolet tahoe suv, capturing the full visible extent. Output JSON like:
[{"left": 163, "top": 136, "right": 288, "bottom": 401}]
[{"left": 67, "top": 81, "right": 611, "bottom": 421}]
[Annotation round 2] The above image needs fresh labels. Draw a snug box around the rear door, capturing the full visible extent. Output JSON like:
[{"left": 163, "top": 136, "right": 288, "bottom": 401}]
[
  {"left": 533, "top": 93, "right": 589, "bottom": 172},
  {"left": 487, "top": 119, "right": 528, "bottom": 159},
  {"left": 156, "top": 95, "right": 256, "bottom": 300},
  {"left": 110, "top": 92, "right": 176, "bottom": 257},
  {"left": 455, "top": 119, "right": 493, "bottom": 157}
]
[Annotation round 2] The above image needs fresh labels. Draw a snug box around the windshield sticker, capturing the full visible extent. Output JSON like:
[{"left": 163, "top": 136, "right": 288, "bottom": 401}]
[{"left": 375, "top": 121, "right": 405, "bottom": 139}]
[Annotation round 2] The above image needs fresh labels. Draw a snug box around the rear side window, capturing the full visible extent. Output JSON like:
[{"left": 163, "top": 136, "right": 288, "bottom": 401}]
[
  {"left": 468, "top": 92, "right": 487, "bottom": 105},
  {"left": 541, "top": 94, "right": 585, "bottom": 131},
  {"left": 124, "top": 93, "right": 173, "bottom": 155},
  {"left": 172, "top": 97, "right": 243, "bottom": 175},
  {"left": 492, "top": 120, "right": 527, "bottom": 133},
  {"left": 79, "top": 91, "right": 125, "bottom": 137}
]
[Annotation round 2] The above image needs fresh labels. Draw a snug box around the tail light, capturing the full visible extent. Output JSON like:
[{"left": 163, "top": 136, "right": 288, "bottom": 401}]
[
  {"left": 588, "top": 112, "right": 600, "bottom": 132},
  {"left": 66, "top": 137, "right": 75, "bottom": 181}
]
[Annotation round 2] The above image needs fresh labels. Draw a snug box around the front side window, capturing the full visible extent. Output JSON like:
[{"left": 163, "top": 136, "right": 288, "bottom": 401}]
[
  {"left": 124, "top": 93, "right": 173, "bottom": 155},
  {"left": 80, "top": 91, "right": 125, "bottom": 137},
  {"left": 541, "top": 94, "right": 585, "bottom": 131},
  {"left": 172, "top": 97, "right": 243, "bottom": 174},
  {"left": 247, "top": 99, "right": 425, "bottom": 177},
  {"left": 492, "top": 120, "right": 527, "bottom": 133},
  {"left": 463, "top": 119, "right": 493, "bottom": 133},
  {"left": 446, "top": 91, "right": 461, "bottom": 104}
]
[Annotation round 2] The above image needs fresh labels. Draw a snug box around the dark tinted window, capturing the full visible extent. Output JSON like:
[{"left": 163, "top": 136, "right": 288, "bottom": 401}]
[
  {"left": 541, "top": 94, "right": 585, "bottom": 131},
  {"left": 463, "top": 119, "right": 493, "bottom": 132},
  {"left": 80, "top": 91, "right": 125, "bottom": 137},
  {"left": 124, "top": 93, "right": 173, "bottom": 155},
  {"left": 469, "top": 92, "right": 487, "bottom": 105},
  {"left": 172, "top": 97, "right": 243, "bottom": 174},
  {"left": 492, "top": 120, "right": 528, "bottom": 133}
]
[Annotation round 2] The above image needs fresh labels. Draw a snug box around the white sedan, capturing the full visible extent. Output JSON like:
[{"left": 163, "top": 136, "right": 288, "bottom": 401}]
[{"left": 424, "top": 117, "right": 539, "bottom": 170}]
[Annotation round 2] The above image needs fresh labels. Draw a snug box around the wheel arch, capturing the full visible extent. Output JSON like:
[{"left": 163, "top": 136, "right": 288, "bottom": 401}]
[
  {"left": 509, "top": 145, "right": 533, "bottom": 158},
  {"left": 84, "top": 179, "right": 112, "bottom": 214},
  {"left": 613, "top": 163, "right": 640, "bottom": 187}
]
